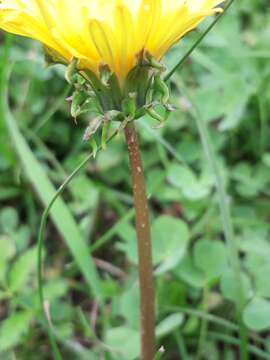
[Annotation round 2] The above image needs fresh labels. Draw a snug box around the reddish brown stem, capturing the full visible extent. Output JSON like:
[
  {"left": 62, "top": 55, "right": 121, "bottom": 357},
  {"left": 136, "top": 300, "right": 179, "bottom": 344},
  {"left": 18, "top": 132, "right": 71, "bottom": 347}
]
[{"left": 124, "top": 122, "right": 155, "bottom": 360}]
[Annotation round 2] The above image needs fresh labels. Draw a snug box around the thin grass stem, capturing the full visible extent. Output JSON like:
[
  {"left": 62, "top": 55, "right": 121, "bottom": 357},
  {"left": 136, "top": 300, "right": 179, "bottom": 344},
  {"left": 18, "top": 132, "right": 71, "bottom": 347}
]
[
  {"left": 174, "top": 332, "right": 190, "bottom": 359},
  {"left": 168, "top": 306, "right": 269, "bottom": 349},
  {"left": 164, "top": 0, "right": 236, "bottom": 82},
  {"left": 209, "top": 332, "right": 270, "bottom": 360},
  {"left": 179, "top": 81, "right": 249, "bottom": 360},
  {"left": 37, "top": 132, "right": 117, "bottom": 359},
  {"left": 196, "top": 285, "right": 209, "bottom": 360}
]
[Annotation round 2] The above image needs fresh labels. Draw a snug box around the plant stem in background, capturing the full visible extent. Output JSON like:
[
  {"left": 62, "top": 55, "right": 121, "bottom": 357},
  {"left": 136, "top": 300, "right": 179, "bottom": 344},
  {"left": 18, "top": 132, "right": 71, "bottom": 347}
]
[
  {"left": 164, "top": 0, "right": 235, "bottom": 82},
  {"left": 124, "top": 122, "right": 155, "bottom": 360},
  {"left": 179, "top": 82, "right": 249, "bottom": 360},
  {"left": 194, "top": 108, "right": 248, "bottom": 360},
  {"left": 196, "top": 285, "right": 209, "bottom": 360},
  {"left": 36, "top": 132, "right": 117, "bottom": 359}
]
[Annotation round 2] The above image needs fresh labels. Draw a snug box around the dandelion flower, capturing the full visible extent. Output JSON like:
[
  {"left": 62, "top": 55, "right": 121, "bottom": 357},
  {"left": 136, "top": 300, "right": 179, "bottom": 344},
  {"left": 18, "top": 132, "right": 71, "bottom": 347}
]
[{"left": 0, "top": 0, "right": 224, "bottom": 82}]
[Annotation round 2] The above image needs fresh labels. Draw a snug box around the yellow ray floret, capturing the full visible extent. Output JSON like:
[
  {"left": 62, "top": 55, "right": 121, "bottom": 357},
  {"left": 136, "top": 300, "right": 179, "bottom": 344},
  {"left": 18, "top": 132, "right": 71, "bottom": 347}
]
[{"left": 0, "top": 0, "right": 224, "bottom": 81}]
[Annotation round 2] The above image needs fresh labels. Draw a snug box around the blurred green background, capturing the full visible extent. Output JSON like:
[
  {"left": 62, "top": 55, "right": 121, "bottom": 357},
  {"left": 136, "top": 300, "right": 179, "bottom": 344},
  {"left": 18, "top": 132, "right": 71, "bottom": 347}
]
[{"left": 1, "top": 1, "right": 270, "bottom": 359}]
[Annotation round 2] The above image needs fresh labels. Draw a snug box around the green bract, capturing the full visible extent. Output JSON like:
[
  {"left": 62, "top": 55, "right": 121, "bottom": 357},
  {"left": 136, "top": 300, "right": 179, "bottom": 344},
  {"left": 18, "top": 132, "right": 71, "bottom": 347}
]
[{"left": 60, "top": 52, "right": 174, "bottom": 149}]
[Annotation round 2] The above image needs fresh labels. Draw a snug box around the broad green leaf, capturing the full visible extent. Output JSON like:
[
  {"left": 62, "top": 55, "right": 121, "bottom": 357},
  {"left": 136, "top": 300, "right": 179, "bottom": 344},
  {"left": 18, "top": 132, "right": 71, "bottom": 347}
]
[
  {"left": 263, "top": 153, "right": 270, "bottom": 167},
  {"left": 42, "top": 279, "right": 68, "bottom": 302},
  {"left": 156, "top": 313, "right": 184, "bottom": 338},
  {"left": 13, "top": 225, "right": 31, "bottom": 252},
  {"left": 220, "top": 269, "right": 253, "bottom": 303},
  {"left": 254, "top": 263, "right": 270, "bottom": 298},
  {"left": 0, "top": 311, "right": 33, "bottom": 352},
  {"left": 232, "top": 162, "right": 270, "bottom": 198},
  {"left": 174, "top": 255, "right": 205, "bottom": 289},
  {"left": 8, "top": 246, "right": 37, "bottom": 292},
  {"left": 115, "top": 222, "right": 138, "bottom": 263},
  {"left": 105, "top": 327, "right": 140, "bottom": 360},
  {"left": 243, "top": 298, "right": 270, "bottom": 331},
  {"left": 152, "top": 216, "right": 190, "bottom": 274},
  {"left": 193, "top": 239, "right": 228, "bottom": 281},
  {"left": 0, "top": 237, "right": 16, "bottom": 284},
  {"left": 244, "top": 253, "right": 269, "bottom": 274},
  {"left": 146, "top": 167, "right": 166, "bottom": 195},
  {"left": 0, "top": 236, "right": 16, "bottom": 262},
  {"left": 240, "top": 233, "right": 270, "bottom": 258},
  {"left": 0, "top": 71, "right": 101, "bottom": 298},
  {"left": 0, "top": 207, "right": 18, "bottom": 233},
  {"left": 167, "top": 163, "right": 212, "bottom": 200},
  {"left": 118, "top": 284, "right": 140, "bottom": 329},
  {"left": 96, "top": 142, "right": 123, "bottom": 172}
]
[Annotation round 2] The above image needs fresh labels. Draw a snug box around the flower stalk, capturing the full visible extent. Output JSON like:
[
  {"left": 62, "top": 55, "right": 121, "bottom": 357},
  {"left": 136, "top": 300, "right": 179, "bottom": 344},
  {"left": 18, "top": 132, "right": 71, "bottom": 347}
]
[{"left": 124, "top": 122, "right": 155, "bottom": 360}]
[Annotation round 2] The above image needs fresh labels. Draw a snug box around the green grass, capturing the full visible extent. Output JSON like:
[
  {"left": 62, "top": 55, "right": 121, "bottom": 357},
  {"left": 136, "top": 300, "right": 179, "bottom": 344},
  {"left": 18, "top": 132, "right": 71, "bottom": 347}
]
[{"left": 1, "top": 1, "right": 270, "bottom": 359}]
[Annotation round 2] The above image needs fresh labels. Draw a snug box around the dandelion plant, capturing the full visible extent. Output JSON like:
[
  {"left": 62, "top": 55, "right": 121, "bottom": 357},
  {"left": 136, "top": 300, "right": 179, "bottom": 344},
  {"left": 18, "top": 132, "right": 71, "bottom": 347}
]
[{"left": 0, "top": 1, "right": 244, "bottom": 359}]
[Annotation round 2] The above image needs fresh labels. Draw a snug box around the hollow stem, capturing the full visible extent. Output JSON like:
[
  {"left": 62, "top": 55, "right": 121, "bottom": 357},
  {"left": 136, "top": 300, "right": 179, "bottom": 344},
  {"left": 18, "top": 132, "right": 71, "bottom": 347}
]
[{"left": 124, "top": 122, "right": 155, "bottom": 360}]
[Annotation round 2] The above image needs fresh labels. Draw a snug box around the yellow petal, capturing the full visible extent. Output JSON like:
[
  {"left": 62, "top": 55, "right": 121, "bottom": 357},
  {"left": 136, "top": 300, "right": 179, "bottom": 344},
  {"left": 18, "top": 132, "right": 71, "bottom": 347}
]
[{"left": 0, "top": 0, "right": 225, "bottom": 81}]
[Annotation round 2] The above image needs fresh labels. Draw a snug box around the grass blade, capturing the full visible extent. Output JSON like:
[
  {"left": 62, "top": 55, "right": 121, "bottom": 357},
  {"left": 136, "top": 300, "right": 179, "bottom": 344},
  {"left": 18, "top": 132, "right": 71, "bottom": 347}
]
[
  {"left": 179, "top": 80, "right": 249, "bottom": 360},
  {"left": 0, "top": 44, "right": 102, "bottom": 298},
  {"left": 164, "top": 0, "right": 236, "bottom": 82}
]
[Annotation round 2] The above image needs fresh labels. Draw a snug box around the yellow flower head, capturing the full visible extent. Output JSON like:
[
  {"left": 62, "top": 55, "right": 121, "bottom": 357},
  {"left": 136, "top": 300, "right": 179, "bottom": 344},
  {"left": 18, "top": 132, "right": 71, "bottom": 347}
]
[{"left": 0, "top": 0, "right": 224, "bottom": 82}]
